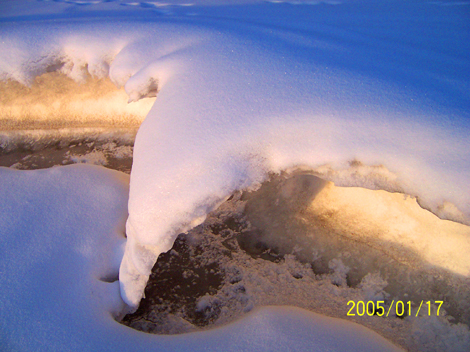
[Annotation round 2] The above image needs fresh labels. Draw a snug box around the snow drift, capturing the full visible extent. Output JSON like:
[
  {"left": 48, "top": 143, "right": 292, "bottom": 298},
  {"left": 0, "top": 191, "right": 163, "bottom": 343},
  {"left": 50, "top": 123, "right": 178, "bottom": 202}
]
[{"left": 119, "top": 1, "right": 470, "bottom": 307}]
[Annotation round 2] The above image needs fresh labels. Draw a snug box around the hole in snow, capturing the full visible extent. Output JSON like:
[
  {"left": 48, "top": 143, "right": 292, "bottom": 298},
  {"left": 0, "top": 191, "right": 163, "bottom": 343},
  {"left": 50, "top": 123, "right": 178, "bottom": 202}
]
[
  {"left": 99, "top": 274, "right": 119, "bottom": 284},
  {"left": 120, "top": 171, "right": 470, "bottom": 352}
]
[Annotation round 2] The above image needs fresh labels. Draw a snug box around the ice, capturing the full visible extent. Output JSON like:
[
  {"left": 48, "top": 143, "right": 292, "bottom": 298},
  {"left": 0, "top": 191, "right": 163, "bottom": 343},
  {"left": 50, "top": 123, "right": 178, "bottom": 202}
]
[
  {"left": 0, "top": 65, "right": 154, "bottom": 131},
  {"left": 410, "top": 315, "right": 470, "bottom": 352},
  {"left": 241, "top": 173, "right": 470, "bottom": 325},
  {"left": 357, "top": 273, "right": 389, "bottom": 303},
  {"left": 124, "top": 187, "right": 470, "bottom": 350}
]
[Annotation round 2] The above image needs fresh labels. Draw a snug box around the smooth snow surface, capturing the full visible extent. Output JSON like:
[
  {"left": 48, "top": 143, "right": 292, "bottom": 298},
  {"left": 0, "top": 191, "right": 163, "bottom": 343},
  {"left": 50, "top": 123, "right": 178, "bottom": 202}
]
[{"left": 0, "top": 165, "right": 403, "bottom": 352}]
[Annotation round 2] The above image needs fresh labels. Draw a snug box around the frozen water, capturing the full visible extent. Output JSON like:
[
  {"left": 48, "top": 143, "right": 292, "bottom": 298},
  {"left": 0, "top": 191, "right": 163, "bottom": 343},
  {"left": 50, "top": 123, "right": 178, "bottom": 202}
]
[
  {"left": 0, "top": 72, "right": 153, "bottom": 130},
  {"left": 241, "top": 173, "right": 470, "bottom": 325},
  {"left": 125, "top": 177, "right": 470, "bottom": 350}
]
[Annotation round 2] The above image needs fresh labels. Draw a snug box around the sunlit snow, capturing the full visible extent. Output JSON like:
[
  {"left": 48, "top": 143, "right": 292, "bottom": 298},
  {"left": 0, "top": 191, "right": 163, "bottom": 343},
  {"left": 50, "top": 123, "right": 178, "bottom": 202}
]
[{"left": 0, "top": 0, "right": 469, "bottom": 351}]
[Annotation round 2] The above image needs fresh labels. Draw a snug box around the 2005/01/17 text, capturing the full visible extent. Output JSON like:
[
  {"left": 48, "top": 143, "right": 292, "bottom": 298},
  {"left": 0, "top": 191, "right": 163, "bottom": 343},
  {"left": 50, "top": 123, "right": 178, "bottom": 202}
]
[{"left": 347, "top": 300, "right": 444, "bottom": 317}]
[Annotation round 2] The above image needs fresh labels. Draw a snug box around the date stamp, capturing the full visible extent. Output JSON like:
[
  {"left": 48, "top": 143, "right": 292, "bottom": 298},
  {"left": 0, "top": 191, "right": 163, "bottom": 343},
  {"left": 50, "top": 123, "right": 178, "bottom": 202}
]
[{"left": 347, "top": 300, "right": 444, "bottom": 317}]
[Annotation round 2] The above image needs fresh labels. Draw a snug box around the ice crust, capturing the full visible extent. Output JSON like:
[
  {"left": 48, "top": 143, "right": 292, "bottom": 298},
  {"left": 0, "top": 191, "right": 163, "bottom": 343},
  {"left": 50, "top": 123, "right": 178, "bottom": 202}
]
[
  {"left": 124, "top": 181, "right": 470, "bottom": 350},
  {"left": 1, "top": 0, "right": 469, "bottom": 316}
]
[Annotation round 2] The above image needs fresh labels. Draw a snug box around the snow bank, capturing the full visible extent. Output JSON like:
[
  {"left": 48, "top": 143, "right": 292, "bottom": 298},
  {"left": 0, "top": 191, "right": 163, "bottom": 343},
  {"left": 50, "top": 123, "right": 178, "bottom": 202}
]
[
  {"left": 0, "top": 165, "right": 129, "bottom": 349},
  {"left": 1, "top": 0, "right": 469, "bottom": 316},
  {"left": 120, "top": 1, "right": 470, "bottom": 307},
  {"left": 0, "top": 165, "right": 403, "bottom": 351}
]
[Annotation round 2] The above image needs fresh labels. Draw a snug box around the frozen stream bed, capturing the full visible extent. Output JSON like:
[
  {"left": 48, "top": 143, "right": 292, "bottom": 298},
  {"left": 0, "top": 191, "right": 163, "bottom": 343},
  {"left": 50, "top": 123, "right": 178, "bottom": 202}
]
[{"left": 1, "top": 0, "right": 469, "bottom": 351}]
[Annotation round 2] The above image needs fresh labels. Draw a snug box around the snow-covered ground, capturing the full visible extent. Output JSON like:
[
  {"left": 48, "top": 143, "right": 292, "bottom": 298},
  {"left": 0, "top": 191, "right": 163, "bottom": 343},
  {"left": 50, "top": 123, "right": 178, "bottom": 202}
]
[
  {"left": 0, "top": 165, "right": 404, "bottom": 351},
  {"left": 1, "top": 0, "right": 469, "bottom": 351}
]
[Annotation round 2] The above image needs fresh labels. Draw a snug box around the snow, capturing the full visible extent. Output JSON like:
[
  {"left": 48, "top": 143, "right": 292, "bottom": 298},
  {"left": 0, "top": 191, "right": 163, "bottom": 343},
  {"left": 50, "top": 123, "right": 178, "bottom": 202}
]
[
  {"left": 0, "top": 165, "right": 403, "bottom": 351},
  {"left": 1, "top": 0, "right": 469, "bottom": 350},
  {"left": 0, "top": 165, "right": 129, "bottom": 349},
  {"left": 118, "top": 0, "right": 470, "bottom": 307}
]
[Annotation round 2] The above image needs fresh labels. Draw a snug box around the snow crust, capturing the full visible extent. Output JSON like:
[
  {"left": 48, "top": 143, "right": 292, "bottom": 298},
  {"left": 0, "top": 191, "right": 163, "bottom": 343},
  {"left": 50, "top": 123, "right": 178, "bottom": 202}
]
[
  {"left": 1, "top": 0, "right": 469, "bottom": 320},
  {"left": 0, "top": 165, "right": 404, "bottom": 351}
]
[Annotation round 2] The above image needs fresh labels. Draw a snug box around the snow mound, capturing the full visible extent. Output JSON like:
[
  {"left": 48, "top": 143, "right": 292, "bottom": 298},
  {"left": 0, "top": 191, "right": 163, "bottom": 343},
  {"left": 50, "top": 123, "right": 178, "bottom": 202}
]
[{"left": 119, "top": 1, "right": 470, "bottom": 307}]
